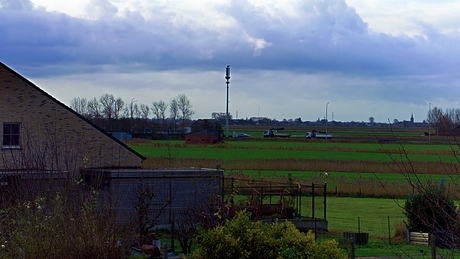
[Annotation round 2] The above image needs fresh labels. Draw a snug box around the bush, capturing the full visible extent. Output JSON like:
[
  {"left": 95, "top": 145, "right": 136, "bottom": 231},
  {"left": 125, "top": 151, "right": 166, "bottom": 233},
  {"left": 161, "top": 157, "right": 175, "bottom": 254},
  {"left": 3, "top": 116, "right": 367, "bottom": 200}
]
[
  {"left": 191, "top": 211, "right": 346, "bottom": 259},
  {"left": 404, "top": 181, "right": 457, "bottom": 233},
  {"left": 0, "top": 190, "right": 129, "bottom": 259}
]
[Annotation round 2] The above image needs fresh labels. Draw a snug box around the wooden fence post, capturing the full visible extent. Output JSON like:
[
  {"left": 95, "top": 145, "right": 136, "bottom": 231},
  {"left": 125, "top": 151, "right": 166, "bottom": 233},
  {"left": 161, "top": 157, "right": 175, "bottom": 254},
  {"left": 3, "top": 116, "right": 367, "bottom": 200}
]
[
  {"left": 430, "top": 234, "right": 436, "bottom": 259},
  {"left": 349, "top": 238, "right": 355, "bottom": 259},
  {"left": 162, "top": 243, "right": 168, "bottom": 259}
]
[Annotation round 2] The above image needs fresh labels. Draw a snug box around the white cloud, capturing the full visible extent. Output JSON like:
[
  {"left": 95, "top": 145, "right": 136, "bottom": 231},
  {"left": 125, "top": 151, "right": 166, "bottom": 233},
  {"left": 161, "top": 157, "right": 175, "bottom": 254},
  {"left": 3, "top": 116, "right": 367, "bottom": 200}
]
[{"left": 345, "top": 0, "right": 460, "bottom": 36}]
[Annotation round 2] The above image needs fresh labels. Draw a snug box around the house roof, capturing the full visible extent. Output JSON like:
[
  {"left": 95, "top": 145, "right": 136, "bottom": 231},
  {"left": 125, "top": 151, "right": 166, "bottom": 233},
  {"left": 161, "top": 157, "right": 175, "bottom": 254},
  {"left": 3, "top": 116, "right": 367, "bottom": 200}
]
[
  {"left": 0, "top": 62, "right": 146, "bottom": 161},
  {"left": 187, "top": 129, "right": 220, "bottom": 135}
]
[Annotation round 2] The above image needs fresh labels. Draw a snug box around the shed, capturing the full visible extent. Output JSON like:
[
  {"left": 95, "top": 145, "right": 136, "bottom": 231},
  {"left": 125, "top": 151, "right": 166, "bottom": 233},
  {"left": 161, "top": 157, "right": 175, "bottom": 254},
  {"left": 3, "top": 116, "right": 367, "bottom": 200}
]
[
  {"left": 81, "top": 167, "right": 224, "bottom": 227},
  {"left": 185, "top": 129, "right": 221, "bottom": 144}
]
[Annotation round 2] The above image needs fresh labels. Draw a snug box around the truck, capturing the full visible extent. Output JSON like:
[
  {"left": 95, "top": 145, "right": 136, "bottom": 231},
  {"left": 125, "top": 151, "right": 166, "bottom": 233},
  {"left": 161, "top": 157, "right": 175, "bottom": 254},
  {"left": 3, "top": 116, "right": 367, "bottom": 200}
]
[
  {"left": 305, "top": 130, "right": 332, "bottom": 139},
  {"left": 263, "top": 128, "right": 291, "bottom": 138}
]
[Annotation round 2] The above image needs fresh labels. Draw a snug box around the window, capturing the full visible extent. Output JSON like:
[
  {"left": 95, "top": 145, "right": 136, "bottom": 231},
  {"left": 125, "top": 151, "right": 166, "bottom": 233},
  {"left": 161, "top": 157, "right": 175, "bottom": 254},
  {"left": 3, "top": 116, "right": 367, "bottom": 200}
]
[{"left": 2, "top": 123, "right": 20, "bottom": 147}]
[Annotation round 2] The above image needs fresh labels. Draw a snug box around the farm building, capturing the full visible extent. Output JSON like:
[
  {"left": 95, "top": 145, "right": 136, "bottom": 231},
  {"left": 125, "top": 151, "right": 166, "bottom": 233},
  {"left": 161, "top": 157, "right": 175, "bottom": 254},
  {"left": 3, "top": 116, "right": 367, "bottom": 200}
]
[
  {"left": 438, "top": 125, "right": 460, "bottom": 137},
  {"left": 0, "top": 62, "right": 145, "bottom": 172},
  {"left": 185, "top": 129, "right": 221, "bottom": 144}
]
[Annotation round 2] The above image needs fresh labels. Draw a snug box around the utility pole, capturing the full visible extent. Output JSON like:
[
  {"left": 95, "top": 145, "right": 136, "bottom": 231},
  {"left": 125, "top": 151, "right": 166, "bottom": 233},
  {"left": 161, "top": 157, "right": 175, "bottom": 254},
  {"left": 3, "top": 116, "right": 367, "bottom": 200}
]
[
  {"left": 429, "top": 102, "right": 431, "bottom": 142},
  {"left": 225, "top": 65, "right": 231, "bottom": 138},
  {"left": 326, "top": 102, "right": 329, "bottom": 140}
]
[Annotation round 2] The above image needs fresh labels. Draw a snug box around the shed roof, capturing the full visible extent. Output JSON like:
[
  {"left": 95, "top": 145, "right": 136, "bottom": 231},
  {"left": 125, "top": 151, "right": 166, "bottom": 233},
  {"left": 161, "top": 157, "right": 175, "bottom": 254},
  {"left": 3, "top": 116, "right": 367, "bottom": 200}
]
[{"left": 187, "top": 129, "right": 220, "bottom": 135}]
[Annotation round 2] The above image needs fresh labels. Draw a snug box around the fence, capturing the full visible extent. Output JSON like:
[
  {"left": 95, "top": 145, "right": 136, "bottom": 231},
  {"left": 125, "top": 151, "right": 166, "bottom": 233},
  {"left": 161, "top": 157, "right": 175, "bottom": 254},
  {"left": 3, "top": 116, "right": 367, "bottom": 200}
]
[
  {"left": 223, "top": 177, "right": 327, "bottom": 221},
  {"left": 330, "top": 215, "right": 401, "bottom": 244}
]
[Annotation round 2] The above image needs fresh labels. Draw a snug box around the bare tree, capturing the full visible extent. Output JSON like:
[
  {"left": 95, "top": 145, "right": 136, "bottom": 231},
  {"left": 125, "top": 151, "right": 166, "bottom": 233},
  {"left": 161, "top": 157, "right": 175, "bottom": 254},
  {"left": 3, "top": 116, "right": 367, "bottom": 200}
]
[
  {"left": 152, "top": 100, "right": 168, "bottom": 128},
  {"left": 133, "top": 181, "right": 172, "bottom": 239},
  {"left": 87, "top": 97, "right": 101, "bottom": 119},
  {"left": 453, "top": 108, "right": 460, "bottom": 126},
  {"left": 427, "top": 106, "right": 444, "bottom": 135},
  {"left": 176, "top": 93, "right": 195, "bottom": 127},
  {"left": 127, "top": 99, "right": 139, "bottom": 133},
  {"left": 70, "top": 97, "right": 89, "bottom": 118},
  {"left": 99, "top": 93, "right": 116, "bottom": 120},
  {"left": 113, "top": 97, "right": 125, "bottom": 120},
  {"left": 140, "top": 103, "right": 150, "bottom": 121},
  {"left": 169, "top": 99, "right": 179, "bottom": 133}
]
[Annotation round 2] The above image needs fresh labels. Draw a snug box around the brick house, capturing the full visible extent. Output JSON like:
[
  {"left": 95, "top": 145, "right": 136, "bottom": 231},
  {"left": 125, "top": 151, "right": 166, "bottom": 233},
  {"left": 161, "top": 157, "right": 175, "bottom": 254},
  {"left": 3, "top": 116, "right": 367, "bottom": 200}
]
[
  {"left": 185, "top": 129, "right": 221, "bottom": 144},
  {"left": 0, "top": 62, "right": 225, "bottom": 229},
  {"left": 0, "top": 62, "right": 145, "bottom": 174}
]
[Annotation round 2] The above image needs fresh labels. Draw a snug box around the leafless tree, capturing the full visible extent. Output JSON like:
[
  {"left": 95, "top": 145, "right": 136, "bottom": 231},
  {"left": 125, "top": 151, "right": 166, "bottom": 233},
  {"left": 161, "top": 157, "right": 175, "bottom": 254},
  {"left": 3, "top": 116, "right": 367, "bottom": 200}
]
[
  {"left": 99, "top": 93, "right": 116, "bottom": 120},
  {"left": 169, "top": 99, "right": 179, "bottom": 132},
  {"left": 152, "top": 100, "right": 168, "bottom": 128},
  {"left": 140, "top": 103, "right": 150, "bottom": 121},
  {"left": 176, "top": 94, "right": 195, "bottom": 127},
  {"left": 70, "top": 97, "right": 89, "bottom": 118},
  {"left": 134, "top": 182, "right": 170, "bottom": 239},
  {"left": 87, "top": 97, "right": 101, "bottom": 119},
  {"left": 113, "top": 97, "right": 125, "bottom": 120},
  {"left": 427, "top": 106, "right": 444, "bottom": 134}
]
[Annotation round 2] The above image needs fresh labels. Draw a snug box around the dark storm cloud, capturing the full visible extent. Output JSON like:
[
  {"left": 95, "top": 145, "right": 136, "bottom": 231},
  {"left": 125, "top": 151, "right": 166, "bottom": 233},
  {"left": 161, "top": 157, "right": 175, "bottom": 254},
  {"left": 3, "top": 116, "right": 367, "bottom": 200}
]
[
  {"left": 3, "top": 0, "right": 459, "bottom": 79},
  {"left": 2, "top": 0, "right": 460, "bottom": 122}
]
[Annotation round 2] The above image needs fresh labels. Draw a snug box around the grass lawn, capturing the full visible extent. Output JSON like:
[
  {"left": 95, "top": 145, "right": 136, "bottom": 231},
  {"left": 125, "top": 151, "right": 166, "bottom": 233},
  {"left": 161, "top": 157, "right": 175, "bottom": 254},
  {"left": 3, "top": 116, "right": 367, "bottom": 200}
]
[
  {"left": 324, "top": 197, "right": 405, "bottom": 238},
  {"left": 317, "top": 197, "right": 460, "bottom": 258}
]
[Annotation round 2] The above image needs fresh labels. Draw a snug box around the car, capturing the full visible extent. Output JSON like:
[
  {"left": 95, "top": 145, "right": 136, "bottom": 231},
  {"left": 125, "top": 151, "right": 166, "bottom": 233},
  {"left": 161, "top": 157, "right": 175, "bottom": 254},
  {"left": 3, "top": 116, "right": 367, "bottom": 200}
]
[{"left": 233, "top": 131, "right": 250, "bottom": 138}]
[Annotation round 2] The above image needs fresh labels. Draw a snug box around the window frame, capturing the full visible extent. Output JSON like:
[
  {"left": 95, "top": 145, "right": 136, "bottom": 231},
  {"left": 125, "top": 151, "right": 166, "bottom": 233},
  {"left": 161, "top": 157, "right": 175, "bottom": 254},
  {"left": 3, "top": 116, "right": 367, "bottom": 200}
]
[{"left": 2, "top": 122, "right": 21, "bottom": 149}]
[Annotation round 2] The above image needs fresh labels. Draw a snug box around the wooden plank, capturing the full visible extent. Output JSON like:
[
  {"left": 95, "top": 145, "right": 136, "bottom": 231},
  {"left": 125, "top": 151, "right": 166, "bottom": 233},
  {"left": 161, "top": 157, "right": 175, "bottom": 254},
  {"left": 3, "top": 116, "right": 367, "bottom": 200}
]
[
  {"left": 409, "top": 232, "right": 429, "bottom": 245},
  {"left": 411, "top": 241, "right": 429, "bottom": 246}
]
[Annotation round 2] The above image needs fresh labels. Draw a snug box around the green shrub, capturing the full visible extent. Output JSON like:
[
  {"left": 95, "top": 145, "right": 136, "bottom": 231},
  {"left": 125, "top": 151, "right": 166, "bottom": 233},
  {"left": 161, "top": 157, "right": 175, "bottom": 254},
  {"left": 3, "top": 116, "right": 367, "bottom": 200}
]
[
  {"left": 404, "top": 181, "right": 457, "bottom": 233},
  {"left": 191, "top": 211, "right": 346, "bottom": 259}
]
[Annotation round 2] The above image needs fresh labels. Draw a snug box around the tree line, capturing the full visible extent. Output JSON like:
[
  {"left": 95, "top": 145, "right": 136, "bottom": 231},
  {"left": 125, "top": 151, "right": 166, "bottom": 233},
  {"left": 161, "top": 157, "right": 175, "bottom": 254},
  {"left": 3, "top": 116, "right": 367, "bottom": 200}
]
[
  {"left": 70, "top": 93, "right": 195, "bottom": 135},
  {"left": 427, "top": 106, "right": 460, "bottom": 134}
]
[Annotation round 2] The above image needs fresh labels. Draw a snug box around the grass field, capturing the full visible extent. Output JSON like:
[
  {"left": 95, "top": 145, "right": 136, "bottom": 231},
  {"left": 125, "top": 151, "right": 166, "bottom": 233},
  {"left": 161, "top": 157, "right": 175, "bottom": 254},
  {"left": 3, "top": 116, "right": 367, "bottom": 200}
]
[
  {"left": 128, "top": 135, "right": 460, "bottom": 197},
  {"left": 130, "top": 140, "right": 460, "bottom": 163}
]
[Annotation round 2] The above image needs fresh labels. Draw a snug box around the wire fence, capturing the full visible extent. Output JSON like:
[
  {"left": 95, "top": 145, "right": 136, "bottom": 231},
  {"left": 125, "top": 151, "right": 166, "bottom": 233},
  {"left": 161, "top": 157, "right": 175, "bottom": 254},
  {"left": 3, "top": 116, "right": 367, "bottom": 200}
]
[{"left": 329, "top": 215, "right": 404, "bottom": 243}]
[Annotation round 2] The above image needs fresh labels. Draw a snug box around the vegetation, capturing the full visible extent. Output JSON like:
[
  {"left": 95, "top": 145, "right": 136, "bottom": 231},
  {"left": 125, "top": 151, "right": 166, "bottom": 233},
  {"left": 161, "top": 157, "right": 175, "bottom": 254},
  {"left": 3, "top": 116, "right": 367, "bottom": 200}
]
[
  {"left": 127, "top": 136, "right": 460, "bottom": 198},
  {"left": 403, "top": 181, "right": 459, "bottom": 247},
  {"left": 3, "top": 122, "right": 460, "bottom": 258},
  {"left": 0, "top": 187, "right": 130, "bottom": 259},
  {"left": 70, "top": 93, "right": 195, "bottom": 135},
  {"left": 192, "top": 211, "right": 347, "bottom": 259},
  {"left": 125, "top": 125, "right": 460, "bottom": 257}
]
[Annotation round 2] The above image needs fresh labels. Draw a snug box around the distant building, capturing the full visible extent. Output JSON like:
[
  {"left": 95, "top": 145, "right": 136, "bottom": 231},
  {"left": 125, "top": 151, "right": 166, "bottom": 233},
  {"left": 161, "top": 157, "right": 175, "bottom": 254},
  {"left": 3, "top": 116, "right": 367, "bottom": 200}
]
[{"left": 185, "top": 129, "right": 221, "bottom": 144}]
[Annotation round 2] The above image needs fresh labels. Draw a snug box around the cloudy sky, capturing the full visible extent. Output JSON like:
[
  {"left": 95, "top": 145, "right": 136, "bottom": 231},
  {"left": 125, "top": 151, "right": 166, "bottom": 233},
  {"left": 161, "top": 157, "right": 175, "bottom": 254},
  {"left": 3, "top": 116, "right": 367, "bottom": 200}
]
[{"left": 1, "top": 0, "right": 460, "bottom": 123}]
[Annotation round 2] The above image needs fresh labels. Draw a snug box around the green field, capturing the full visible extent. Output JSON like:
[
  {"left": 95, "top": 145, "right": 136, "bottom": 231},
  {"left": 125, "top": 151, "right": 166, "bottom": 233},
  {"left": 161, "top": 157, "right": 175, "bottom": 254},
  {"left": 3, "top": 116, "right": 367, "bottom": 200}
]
[
  {"left": 127, "top": 128, "right": 460, "bottom": 198},
  {"left": 130, "top": 140, "right": 460, "bottom": 163}
]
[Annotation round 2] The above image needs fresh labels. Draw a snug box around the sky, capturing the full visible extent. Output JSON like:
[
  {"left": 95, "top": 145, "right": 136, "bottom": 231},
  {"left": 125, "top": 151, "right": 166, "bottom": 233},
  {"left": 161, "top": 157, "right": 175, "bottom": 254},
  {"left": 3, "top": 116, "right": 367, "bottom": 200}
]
[{"left": 1, "top": 0, "right": 460, "bottom": 123}]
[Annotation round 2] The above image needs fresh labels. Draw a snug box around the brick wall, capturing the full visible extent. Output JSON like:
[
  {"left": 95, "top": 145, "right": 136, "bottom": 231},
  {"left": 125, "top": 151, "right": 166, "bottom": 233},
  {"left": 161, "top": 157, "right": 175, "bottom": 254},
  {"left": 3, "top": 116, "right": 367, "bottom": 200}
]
[{"left": 0, "top": 63, "right": 144, "bottom": 172}]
